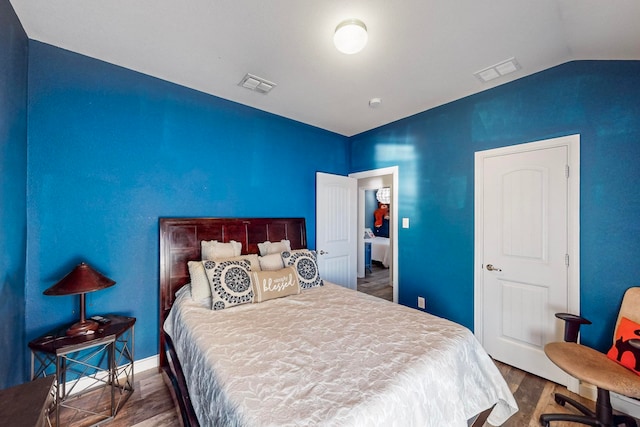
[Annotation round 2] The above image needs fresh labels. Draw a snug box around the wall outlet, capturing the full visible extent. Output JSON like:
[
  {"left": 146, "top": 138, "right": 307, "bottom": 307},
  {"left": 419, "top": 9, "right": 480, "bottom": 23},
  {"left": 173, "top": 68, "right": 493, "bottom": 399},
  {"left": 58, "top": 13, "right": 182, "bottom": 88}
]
[{"left": 417, "top": 296, "right": 426, "bottom": 309}]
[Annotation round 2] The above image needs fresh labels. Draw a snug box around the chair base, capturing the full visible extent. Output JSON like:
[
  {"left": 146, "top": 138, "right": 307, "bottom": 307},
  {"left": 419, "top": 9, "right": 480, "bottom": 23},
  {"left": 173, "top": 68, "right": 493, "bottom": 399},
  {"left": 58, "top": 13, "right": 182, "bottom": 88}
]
[{"left": 539, "top": 388, "right": 638, "bottom": 427}]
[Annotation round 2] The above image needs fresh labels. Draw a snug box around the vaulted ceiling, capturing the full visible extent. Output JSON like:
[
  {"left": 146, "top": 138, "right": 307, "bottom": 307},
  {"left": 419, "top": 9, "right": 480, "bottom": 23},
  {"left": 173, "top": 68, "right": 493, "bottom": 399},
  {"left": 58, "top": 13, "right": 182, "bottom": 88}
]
[{"left": 10, "top": 0, "right": 640, "bottom": 136}]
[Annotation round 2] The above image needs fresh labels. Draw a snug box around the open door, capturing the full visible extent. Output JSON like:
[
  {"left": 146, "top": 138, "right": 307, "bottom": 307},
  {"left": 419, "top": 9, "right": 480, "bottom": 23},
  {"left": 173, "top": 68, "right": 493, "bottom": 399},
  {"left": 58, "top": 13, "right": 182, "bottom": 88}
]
[{"left": 316, "top": 172, "right": 357, "bottom": 289}]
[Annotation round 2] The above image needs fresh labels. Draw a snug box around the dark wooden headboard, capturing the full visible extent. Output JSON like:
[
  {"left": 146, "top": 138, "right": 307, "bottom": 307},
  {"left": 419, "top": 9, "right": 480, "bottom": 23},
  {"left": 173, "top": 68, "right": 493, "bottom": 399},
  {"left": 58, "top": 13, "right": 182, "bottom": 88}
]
[{"left": 158, "top": 217, "right": 307, "bottom": 366}]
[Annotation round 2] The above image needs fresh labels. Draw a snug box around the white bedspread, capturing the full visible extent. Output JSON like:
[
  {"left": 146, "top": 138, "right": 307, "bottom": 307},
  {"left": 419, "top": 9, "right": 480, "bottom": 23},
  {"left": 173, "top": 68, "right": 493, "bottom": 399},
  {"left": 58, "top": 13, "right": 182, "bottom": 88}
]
[
  {"left": 369, "top": 236, "right": 390, "bottom": 267},
  {"left": 164, "top": 283, "right": 517, "bottom": 427}
]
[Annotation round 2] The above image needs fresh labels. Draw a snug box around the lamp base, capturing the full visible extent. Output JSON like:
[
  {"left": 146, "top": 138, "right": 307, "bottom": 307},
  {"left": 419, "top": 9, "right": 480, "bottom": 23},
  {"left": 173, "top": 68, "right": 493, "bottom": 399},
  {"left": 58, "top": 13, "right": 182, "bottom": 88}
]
[{"left": 66, "top": 319, "right": 99, "bottom": 336}]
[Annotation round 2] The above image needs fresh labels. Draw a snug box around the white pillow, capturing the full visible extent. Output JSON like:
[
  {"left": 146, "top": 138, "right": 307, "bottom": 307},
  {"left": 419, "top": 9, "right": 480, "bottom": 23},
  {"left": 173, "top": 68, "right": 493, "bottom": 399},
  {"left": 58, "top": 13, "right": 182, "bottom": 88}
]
[
  {"left": 188, "top": 261, "right": 211, "bottom": 301},
  {"left": 257, "top": 239, "right": 291, "bottom": 256},
  {"left": 201, "top": 240, "right": 242, "bottom": 260},
  {"left": 259, "top": 253, "right": 285, "bottom": 271}
]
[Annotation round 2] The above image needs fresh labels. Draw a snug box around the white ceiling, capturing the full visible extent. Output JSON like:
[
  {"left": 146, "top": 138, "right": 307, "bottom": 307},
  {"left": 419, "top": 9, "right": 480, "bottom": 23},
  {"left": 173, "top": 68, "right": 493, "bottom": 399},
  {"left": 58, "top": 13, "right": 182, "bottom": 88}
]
[{"left": 10, "top": 0, "right": 640, "bottom": 136}]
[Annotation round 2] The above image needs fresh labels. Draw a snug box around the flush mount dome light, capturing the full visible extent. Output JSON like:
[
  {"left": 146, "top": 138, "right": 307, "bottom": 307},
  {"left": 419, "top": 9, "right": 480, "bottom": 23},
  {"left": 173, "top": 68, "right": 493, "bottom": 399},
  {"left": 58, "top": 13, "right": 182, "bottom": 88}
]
[{"left": 333, "top": 19, "right": 368, "bottom": 54}]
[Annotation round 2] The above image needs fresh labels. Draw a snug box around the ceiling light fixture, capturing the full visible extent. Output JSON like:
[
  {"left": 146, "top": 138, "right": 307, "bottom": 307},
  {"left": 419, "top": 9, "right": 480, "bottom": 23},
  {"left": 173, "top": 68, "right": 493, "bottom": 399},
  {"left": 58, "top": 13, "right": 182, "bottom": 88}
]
[
  {"left": 376, "top": 187, "right": 391, "bottom": 204},
  {"left": 333, "top": 19, "right": 368, "bottom": 54}
]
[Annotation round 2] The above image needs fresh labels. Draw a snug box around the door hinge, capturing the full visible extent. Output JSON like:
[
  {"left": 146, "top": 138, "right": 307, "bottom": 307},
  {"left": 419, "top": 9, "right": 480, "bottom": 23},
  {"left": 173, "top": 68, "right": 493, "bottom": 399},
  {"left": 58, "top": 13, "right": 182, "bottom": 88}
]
[
  {"left": 565, "top": 165, "right": 570, "bottom": 178},
  {"left": 565, "top": 254, "right": 570, "bottom": 266}
]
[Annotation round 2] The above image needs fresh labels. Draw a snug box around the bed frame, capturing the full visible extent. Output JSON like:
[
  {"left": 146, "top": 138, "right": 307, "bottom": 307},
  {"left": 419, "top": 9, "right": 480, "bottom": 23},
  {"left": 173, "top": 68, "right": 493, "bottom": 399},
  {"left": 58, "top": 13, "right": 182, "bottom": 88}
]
[
  {"left": 158, "top": 217, "right": 307, "bottom": 426},
  {"left": 158, "top": 216, "right": 494, "bottom": 427}
]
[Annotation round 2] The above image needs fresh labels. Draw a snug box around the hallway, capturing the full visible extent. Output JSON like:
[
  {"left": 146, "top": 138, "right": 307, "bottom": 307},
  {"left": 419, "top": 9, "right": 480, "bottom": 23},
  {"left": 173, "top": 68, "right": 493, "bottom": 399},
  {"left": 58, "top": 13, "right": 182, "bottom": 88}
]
[{"left": 357, "top": 262, "right": 392, "bottom": 301}]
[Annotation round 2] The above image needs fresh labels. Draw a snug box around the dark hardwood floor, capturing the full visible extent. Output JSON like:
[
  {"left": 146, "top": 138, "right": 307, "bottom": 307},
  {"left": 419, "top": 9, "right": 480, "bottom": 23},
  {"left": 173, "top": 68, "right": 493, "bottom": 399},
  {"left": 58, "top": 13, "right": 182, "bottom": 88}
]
[
  {"left": 357, "top": 261, "right": 392, "bottom": 301},
  {"left": 485, "top": 361, "right": 639, "bottom": 427},
  {"left": 50, "top": 367, "right": 179, "bottom": 426}
]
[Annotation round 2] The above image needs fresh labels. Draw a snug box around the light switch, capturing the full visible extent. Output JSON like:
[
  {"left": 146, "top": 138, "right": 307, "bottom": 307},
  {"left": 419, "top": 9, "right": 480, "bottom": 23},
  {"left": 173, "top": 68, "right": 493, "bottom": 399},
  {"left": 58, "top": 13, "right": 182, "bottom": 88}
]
[{"left": 402, "top": 217, "right": 410, "bottom": 228}]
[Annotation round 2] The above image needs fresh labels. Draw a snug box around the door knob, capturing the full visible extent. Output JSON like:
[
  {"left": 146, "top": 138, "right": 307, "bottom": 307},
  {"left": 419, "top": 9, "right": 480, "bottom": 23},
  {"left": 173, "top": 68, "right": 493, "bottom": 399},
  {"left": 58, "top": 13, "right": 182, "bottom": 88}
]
[
  {"left": 486, "top": 264, "right": 502, "bottom": 272},
  {"left": 319, "top": 250, "right": 329, "bottom": 255}
]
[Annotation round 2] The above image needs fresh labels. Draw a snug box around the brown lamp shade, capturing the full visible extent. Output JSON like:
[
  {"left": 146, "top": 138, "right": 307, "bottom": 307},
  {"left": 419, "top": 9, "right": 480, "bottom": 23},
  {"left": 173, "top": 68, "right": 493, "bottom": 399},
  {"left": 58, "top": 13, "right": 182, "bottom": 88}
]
[
  {"left": 44, "top": 262, "right": 115, "bottom": 336},
  {"left": 44, "top": 262, "right": 115, "bottom": 296}
]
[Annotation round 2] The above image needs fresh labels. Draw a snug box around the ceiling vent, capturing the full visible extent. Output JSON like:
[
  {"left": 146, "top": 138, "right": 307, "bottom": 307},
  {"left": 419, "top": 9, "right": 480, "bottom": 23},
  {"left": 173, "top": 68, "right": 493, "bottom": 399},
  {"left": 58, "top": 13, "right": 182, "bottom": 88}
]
[
  {"left": 474, "top": 57, "right": 521, "bottom": 83},
  {"left": 239, "top": 73, "right": 276, "bottom": 94}
]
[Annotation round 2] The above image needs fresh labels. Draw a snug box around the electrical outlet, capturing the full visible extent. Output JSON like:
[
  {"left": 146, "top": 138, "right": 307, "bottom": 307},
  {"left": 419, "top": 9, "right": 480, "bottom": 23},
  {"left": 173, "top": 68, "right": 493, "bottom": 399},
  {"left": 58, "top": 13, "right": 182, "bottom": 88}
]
[{"left": 417, "top": 296, "right": 426, "bottom": 309}]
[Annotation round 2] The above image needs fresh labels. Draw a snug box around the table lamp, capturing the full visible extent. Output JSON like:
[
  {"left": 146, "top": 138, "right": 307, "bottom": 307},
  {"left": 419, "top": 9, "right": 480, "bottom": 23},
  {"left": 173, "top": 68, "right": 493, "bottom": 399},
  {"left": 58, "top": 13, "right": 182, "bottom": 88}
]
[{"left": 44, "top": 262, "right": 116, "bottom": 336}]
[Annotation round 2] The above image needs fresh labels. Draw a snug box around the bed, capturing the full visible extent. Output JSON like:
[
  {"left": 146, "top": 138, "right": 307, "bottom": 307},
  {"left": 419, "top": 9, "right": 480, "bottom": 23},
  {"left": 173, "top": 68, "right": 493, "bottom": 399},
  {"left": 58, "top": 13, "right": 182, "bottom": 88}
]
[
  {"left": 368, "top": 235, "right": 390, "bottom": 268},
  {"left": 159, "top": 217, "right": 518, "bottom": 427}
]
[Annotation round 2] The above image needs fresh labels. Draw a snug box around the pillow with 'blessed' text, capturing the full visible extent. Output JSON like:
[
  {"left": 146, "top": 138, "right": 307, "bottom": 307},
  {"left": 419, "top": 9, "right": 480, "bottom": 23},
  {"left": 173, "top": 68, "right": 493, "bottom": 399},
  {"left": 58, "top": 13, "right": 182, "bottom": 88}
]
[{"left": 251, "top": 266, "right": 300, "bottom": 303}]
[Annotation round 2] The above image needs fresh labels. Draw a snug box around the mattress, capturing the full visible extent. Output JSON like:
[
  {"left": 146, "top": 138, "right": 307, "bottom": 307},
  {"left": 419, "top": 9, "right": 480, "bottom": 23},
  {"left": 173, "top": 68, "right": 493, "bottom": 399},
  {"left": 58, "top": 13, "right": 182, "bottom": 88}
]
[{"left": 164, "top": 282, "right": 517, "bottom": 427}]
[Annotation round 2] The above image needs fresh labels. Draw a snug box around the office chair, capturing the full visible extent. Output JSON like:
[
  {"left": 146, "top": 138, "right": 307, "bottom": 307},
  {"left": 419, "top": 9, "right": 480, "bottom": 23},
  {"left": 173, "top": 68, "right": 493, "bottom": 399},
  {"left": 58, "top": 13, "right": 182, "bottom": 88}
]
[{"left": 540, "top": 287, "right": 640, "bottom": 427}]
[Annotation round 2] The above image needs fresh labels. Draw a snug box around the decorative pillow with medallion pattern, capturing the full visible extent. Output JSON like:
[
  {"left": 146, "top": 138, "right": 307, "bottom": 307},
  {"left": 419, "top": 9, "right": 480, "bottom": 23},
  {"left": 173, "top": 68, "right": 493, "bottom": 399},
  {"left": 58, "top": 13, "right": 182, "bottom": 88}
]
[
  {"left": 203, "top": 259, "right": 253, "bottom": 310},
  {"left": 189, "top": 254, "right": 261, "bottom": 301},
  {"left": 281, "top": 249, "right": 324, "bottom": 289}
]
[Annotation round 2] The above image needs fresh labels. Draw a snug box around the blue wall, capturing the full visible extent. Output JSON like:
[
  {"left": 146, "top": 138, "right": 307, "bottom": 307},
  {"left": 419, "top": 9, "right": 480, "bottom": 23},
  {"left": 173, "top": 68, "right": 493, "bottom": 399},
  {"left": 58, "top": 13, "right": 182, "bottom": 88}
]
[
  {"left": 24, "top": 41, "right": 349, "bottom": 376},
  {"left": 0, "top": 0, "right": 28, "bottom": 389},
  {"left": 351, "top": 61, "right": 640, "bottom": 352},
  {"left": 4, "top": 16, "right": 638, "bottom": 384}
]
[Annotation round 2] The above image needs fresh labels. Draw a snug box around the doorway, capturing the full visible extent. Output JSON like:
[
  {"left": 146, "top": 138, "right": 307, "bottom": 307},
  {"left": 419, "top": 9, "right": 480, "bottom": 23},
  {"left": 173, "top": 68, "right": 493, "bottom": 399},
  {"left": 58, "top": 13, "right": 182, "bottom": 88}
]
[
  {"left": 474, "top": 135, "right": 580, "bottom": 389},
  {"left": 350, "top": 166, "right": 399, "bottom": 303}
]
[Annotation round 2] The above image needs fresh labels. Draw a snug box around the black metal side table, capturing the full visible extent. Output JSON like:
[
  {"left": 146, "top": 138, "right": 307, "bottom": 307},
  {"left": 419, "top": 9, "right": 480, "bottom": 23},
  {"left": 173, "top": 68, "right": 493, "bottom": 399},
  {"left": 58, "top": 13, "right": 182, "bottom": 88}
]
[{"left": 29, "top": 314, "right": 135, "bottom": 427}]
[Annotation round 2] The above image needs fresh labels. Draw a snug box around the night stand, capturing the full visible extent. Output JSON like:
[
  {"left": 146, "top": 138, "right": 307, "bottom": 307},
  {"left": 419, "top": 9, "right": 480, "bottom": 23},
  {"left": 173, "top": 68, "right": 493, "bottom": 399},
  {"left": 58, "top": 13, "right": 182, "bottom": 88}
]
[
  {"left": 29, "top": 314, "right": 135, "bottom": 427},
  {"left": 0, "top": 375, "right": 55, "bottom": 427}
]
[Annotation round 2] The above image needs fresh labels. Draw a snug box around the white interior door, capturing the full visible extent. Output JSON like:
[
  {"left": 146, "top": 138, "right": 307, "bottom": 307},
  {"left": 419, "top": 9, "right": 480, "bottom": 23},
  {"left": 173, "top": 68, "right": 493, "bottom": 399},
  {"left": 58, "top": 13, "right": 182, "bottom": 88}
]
[
  {"left": 475, "top": 135, "right": 580, "bottom": 386},
  {"left": 316, "top": 172, "right": 357, "bottom": 289}
]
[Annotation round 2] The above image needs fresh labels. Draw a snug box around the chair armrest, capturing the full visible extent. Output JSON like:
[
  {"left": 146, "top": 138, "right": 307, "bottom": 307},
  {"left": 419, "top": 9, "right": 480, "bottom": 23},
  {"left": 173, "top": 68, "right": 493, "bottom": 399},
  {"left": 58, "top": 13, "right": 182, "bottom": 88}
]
[
  {"left": 629, "top": 339, "right": 640, "bottom": 351},
  {"left": 555, "top": 313, "right": 592, "bottom": 343}
]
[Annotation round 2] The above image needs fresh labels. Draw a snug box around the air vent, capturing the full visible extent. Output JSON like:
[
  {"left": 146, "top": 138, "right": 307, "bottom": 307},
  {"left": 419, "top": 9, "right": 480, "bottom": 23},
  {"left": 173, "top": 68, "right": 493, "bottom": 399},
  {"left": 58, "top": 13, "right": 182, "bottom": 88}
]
[
  {"left": 474, "top": 57, "right": 521, "bottom": 83},
  {"left": 239, "top": 73, "right": 276, "bottom": 94}
]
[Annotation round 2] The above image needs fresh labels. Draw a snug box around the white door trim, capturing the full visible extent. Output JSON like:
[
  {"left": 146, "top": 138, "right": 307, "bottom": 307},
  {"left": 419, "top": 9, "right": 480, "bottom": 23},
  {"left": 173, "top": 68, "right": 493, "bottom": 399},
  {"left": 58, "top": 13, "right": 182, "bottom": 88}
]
[
  {"left": 474, "top": 134, "right": 580, "bottom": 391},
  {"left": 357, "top": 186, "right": 367, "bottom": 278},
  {"left": 350, "top": 166, "right": 399, "bottom": 303}
]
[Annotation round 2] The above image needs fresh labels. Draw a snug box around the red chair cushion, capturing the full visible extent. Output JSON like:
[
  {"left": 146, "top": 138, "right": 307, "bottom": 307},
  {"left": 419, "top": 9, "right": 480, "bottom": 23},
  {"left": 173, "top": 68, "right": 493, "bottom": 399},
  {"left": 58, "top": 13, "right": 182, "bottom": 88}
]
[{"left": 607, "top": 317, "right": 640, "bottom": 375}]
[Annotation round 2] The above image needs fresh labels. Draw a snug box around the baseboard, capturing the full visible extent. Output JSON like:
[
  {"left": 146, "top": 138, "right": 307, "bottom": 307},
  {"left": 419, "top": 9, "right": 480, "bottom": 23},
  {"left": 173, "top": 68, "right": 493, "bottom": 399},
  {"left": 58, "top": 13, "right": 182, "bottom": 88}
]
[
  {"left": 133, "top": 354, "right": 159, "bottom": 374},
  {"left": 611, "top": 392, "right": 640, "bottom": 419},
  {"left": 578, "top": 382, "right": 597, "bottom": 401},
  {"left": 579, "top": 382, "right": 640, "bottom": 418},
  {"left": 66, "top": 354, "right": 159, "bottom": 396}
]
